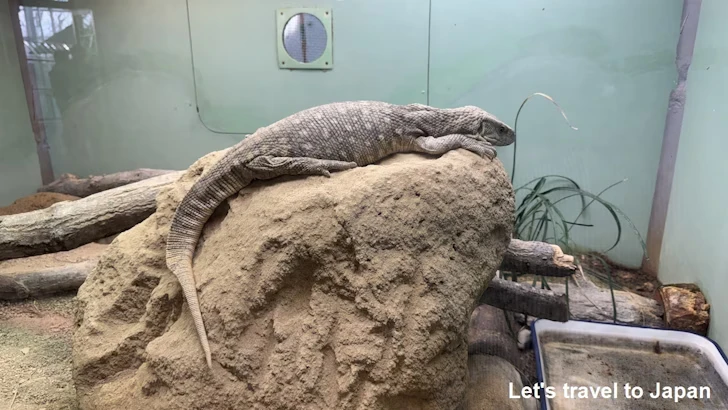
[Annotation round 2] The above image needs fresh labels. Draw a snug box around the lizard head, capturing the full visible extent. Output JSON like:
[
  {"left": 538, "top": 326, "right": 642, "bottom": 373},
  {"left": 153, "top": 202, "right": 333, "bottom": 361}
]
[
  {"left": 404, "top": 103, "right": 515, "bottom": 146},
  {"left": 464, "top": 106, "right": 516, "bottom": 147}
]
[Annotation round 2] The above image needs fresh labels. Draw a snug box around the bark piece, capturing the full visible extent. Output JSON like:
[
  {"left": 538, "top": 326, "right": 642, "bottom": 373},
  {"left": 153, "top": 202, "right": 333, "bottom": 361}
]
[{"left": 659, "top": 283, "right": 710, "bottom": 336}]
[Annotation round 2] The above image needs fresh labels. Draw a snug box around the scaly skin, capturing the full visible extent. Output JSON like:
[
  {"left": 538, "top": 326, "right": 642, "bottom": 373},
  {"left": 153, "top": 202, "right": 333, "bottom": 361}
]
[{"left": 165, "top": 101, "right": 516, "bottom": 368}]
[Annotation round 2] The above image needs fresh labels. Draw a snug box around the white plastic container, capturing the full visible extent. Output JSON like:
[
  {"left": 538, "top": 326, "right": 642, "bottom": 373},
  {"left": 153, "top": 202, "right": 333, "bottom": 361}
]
[{"left": 531, "top": 319, "right": 728, "bottom": 409}]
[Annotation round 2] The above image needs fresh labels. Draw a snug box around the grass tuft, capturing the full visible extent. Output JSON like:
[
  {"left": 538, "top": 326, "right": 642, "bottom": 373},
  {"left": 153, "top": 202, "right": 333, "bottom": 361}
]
[{"left": 504, "top": 93, "right": 648, "bottom": 323}]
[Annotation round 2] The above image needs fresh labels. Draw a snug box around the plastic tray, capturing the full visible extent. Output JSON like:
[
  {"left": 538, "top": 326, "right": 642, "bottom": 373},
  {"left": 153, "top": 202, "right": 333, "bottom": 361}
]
[{"left": 532, "top": 320, "right": 728, "bottom": 409}]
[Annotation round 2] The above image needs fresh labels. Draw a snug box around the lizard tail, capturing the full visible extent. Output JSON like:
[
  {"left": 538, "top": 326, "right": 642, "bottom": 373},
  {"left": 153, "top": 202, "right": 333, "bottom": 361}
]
[
  {"left": 165, "top": 162, "right": 250, "bottom": 369},
  {"left": 166, "top": 252, "right": 212, "bottom": 367}
]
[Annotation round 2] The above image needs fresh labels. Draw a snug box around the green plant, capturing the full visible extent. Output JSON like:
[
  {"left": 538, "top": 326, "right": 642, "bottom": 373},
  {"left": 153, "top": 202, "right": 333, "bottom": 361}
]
[
  {"left": 506, "top": 93, "right": 648, "bottom": 323},
  {"left": 513, "top": 175, "right": 646, "bottom": 256}
]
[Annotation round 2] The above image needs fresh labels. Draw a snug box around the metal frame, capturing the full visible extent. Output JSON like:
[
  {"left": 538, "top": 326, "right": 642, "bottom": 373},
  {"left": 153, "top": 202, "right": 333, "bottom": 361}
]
[
  {"left": 276, "top": 8, "right": 333, "bottom": 70},
  {"left": 19, "top": 0, "right": 76, "bottom": 10},
  {"left": 8, "top": 0, "right": 55, "bottom": 184}
]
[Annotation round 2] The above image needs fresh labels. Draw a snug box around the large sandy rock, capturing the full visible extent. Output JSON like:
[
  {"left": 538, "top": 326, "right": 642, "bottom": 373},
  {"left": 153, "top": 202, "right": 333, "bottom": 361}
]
[{"left": 72, "top": 149, "right": 514, "bottom": 410}]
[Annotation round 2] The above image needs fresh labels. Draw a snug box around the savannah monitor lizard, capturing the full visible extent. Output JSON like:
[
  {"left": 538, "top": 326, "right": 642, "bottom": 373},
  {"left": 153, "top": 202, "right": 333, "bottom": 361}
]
[{"left": 166, "top": 101, "right": 516, "bottom": 368}]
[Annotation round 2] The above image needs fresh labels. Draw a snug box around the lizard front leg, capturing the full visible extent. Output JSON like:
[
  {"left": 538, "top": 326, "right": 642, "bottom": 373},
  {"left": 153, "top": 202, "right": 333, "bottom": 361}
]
[
  {"left": 412, "top": 134, "right": 497, "bottom": 160},
  {"left": 247, "top": 156, "right": 358, "bottom": 178}
]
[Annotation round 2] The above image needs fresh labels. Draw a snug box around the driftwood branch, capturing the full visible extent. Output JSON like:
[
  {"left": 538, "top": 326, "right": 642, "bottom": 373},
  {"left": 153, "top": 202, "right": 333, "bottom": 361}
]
[
  {"left": 37, "top": 168, "right": 177, "bottom": 197},
  {"left": 0, "top": 260, "right": 96, "bottom": 301},
  {"left": 481, "top": 277, "right": 569, "bottom": 322},
  {"left": 500, "top": 238, "right": 577, "bottom": 277},
  {"left": 0, "top": 171, "right": 183, "bottom": 261}
]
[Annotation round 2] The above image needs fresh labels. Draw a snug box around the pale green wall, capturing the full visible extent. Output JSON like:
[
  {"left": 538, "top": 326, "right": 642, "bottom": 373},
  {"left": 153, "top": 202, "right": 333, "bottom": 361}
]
[
  {"left": 42, "top": 0, "right": 430, "bottom": 176},
  {"left": 17, "top": 0, "right": 682, "bottom": 266},
  {"left": 660, "top": 0, "right": 728, "bottom": 348},
  {"left": 45, "top": 0, "right": 237, "bottom": 177},
  {"left": 429, "top": 0, "right": 682, "bottom": 267},
  {"left": 0, "top": 0, "right": 42, "bottom": 207},
  {"left": 186, "top": 0, "right": 429, "bottom": 133}
]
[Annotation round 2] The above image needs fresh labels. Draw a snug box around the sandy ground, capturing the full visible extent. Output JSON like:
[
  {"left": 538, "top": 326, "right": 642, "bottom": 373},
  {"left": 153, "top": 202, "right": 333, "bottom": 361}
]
[
  {"left": 0, "top": 191, "right": 84, "bottom": 409},
  {"left": 0, "top": 294, "right": 77, "bottom": 410}
]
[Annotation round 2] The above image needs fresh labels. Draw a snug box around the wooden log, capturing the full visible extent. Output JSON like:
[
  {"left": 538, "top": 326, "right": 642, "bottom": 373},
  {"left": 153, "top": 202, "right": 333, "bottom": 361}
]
[
  {"left": 0, "top": 260, "right": 96, "bottom": 301},
  {"left": 500, "top": 238, "right": 577, "bottom": 277},
  {"left": 481, "top": 277, "right": 570, "bottom": 322},
  {"left": 0, "top": 171, "right": 183, "bottom": 261},
  {"left": 37, "top": 168, "right": 177, "bottom": 197},
  {"left": 483, "top": 274, "right": 665, "bottom": 328},
  {"left": 550, "top": 276, "right": 664, "bottom": 327}
]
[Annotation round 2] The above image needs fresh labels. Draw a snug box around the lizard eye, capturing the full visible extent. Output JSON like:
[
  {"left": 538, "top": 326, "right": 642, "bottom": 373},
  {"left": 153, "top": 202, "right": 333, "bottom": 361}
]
[{"left": 499, "top": 125, "right": 507, "bottom": 134}]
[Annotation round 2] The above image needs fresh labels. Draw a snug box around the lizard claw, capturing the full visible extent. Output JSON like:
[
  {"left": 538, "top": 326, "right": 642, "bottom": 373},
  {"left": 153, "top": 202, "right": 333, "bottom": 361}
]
[
  {"left": 320, "top": 169, "right": 332, "bottom": 178},
  {"left": 482, "top": 148, "right": 497, "bottom": 160}
]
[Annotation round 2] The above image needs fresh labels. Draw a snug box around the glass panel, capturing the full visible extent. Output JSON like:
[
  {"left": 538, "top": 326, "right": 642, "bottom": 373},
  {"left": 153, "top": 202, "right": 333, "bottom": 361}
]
[{"left": 18, "top": 5, "right": 97, "bottom": 122}]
